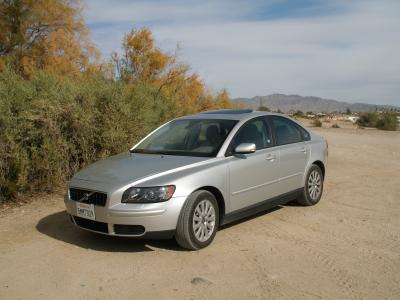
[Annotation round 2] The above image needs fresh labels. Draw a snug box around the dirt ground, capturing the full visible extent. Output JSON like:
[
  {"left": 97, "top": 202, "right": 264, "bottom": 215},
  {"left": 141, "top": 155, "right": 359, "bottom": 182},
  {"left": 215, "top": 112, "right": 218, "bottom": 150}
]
[{"left": 1, "top": 122, "right": 399, "bottom": 299}]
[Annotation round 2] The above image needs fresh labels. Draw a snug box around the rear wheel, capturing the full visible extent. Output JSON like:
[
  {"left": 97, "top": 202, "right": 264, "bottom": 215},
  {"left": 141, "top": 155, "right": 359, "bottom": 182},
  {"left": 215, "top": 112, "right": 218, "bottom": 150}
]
[
  {"left": 297, "top": 164, "right": 324, "bottom": 206},
  {"left": 175, "top": 190, "right": 219, "bottom": 250}
]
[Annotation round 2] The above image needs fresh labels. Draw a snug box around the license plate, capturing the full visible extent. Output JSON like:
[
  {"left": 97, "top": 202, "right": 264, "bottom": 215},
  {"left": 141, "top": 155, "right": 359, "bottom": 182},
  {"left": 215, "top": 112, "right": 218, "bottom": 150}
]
[{"left": 76, "top": 202, "right": 95, "bottom": 220}]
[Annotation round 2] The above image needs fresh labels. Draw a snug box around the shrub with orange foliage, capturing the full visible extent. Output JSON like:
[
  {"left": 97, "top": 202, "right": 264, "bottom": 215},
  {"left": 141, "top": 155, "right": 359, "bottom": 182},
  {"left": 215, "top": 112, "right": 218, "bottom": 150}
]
[
  {"left": 0, "top": 0, "right": 99, "bottom": 77},
  {"left": 113, "top": 28, "right": 233, "bottom": 117},
  {"left": 0, "top": 4, "right": 236, "bottom": 200}
]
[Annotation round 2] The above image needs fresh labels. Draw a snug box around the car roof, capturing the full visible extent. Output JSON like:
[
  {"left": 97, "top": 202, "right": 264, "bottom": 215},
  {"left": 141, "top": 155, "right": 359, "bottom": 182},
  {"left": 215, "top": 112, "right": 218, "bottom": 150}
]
[{"left": 177, "top": 109, "right": 284, "bottom": 121}]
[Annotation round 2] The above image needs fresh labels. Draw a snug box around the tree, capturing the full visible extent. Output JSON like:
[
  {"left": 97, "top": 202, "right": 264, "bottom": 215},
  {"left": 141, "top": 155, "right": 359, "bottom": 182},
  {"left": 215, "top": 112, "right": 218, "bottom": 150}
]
[
  {"left": 346, "top": 108, "right": 351, "bottom": 115},
  {"left": 0, "top": 0, "right": 99, "bottom": 77},
  {"left": 113, "top": 27, "right": 233, "bottom": 115},
  {"left": 115, "top": 28, "right": 175, "bottom": 82},
  {"left": 0, "top": 20, "right": 236, "bottom": 200}
]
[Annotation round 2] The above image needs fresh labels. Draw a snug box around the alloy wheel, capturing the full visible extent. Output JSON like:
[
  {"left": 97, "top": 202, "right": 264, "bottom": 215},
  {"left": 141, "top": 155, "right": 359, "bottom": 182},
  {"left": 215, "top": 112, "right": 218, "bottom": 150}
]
[
  {"left": 192, "top": 199, "right": 216, "bottom": 242},
  {"left": 308, "top": 170, "right": 322, "bottom": 200}
]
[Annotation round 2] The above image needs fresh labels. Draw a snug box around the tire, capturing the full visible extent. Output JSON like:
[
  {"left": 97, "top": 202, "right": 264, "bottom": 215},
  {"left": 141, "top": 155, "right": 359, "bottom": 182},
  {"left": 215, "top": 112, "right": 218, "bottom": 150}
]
[
  {"left": 297, "top": 164, "right": 324, "bottom": 206},
  {"left": 175, "top": 190, "right": 219, "bottom": 250}
]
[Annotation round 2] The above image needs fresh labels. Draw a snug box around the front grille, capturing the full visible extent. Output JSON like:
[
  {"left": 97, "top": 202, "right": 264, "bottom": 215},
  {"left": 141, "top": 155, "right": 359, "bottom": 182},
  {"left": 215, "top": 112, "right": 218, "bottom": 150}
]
[
  {"left": 73, "top": 216, "right": 108, "bottom": 233},
  {"left": 114, "top": 224, "right": 145, "bottom": 235},
  {"left": 69, "top": 188, "right": 107, "bottom": 206}
]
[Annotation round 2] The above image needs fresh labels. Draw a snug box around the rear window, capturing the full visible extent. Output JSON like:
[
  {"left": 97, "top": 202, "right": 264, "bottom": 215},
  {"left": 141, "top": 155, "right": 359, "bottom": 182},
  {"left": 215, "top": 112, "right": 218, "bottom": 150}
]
[{"left": 271, "top": 116, "right": 305, "bottom": 145}]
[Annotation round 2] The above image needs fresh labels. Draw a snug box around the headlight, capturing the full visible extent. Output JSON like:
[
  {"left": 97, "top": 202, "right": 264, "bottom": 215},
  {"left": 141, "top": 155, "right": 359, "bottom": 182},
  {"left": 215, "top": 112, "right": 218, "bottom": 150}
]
[{"left": 122, "top": 185, "right": 175, "bottom": 203}]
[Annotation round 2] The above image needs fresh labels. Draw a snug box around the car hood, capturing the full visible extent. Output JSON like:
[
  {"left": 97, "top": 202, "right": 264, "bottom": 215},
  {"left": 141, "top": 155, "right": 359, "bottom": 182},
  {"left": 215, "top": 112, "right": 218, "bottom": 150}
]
[{"left": 73, "top": 152, "right": 209, "bottom": 186}]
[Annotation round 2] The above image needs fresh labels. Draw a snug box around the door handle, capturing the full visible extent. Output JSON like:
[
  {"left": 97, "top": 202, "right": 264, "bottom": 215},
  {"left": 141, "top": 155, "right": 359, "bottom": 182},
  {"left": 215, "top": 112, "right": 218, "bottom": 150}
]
[
  {"left": 265, "top": 154, "right": 276, "bottom": 161},
  {"left": 299, "top": 147, "right": 307, "bottom": 153}
]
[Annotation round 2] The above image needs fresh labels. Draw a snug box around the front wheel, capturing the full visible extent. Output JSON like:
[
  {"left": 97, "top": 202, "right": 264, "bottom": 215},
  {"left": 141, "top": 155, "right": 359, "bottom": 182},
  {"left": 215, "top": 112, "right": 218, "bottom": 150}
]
[
  {"left": 175, "top": 190, "right": 219, "bottom": 250},
  {"left": 297, "top": 164, "right": 324, "bottom": 206}
]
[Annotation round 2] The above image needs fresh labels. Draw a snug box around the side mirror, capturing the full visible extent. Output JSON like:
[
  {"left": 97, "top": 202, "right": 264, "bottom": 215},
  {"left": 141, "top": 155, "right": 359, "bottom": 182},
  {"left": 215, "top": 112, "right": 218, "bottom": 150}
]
[{"left": 234, "top": 143, "right": 256, "bottom": 154}]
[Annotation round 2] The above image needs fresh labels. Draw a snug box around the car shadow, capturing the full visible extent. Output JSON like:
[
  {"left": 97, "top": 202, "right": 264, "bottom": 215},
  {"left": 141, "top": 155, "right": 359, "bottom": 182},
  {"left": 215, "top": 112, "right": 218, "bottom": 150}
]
[
  {"left": 36, "top": 210, "right": 184, "bottom": 252},
  {"left": 37, "top": 205, "right": 286, "bottom": 252},
  {"left": 283, "top": 200, "right": 305, "bottom": 207}
]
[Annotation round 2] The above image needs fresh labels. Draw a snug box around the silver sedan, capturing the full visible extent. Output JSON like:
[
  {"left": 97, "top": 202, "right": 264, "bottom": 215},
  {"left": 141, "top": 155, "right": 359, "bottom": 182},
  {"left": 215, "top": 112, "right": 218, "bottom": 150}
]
[{"left": 65, "top": 109, "right": 328, "bottom": 250}]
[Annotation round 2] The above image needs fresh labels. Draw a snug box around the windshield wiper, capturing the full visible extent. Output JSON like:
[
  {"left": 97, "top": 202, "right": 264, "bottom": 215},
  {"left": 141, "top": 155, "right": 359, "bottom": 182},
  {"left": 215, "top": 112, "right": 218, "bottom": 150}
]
[
  {"left": 129, "top": 149, "right": 168, "bottom": 155},
  {"left": 129, "top": 148, "right": 144, "bottom": 153},
  {"left": 129, "top": 149, "right": 213, "bottom": 157}
]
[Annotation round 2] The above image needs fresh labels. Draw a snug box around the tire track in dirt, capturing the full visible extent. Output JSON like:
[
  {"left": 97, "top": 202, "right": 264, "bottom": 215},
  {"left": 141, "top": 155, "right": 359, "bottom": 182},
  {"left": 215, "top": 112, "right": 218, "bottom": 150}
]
[
  {"left": 267, "top": 221, "right": 358, "bottom": 299},
  {"left": 328, "top": 198, "right": 397, "bottom": 216},
  {"left": 278, "top": 214, "right": 399, "bottom": 276},
  {"left": 223, "top": 228, "right": 288, "bottom": 299}
]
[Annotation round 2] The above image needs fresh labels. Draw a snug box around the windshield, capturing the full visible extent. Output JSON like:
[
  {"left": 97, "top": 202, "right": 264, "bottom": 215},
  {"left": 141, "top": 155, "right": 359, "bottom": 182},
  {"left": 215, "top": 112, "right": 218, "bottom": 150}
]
[{"left": 131, "top": 119, "right": 238, "bottom": 157}]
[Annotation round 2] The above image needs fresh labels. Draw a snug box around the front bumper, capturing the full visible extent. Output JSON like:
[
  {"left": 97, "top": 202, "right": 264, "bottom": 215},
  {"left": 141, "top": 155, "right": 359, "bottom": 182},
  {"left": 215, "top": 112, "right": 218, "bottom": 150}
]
[{"left": 64, "top": 194, "right": 187, "bottom": 238}]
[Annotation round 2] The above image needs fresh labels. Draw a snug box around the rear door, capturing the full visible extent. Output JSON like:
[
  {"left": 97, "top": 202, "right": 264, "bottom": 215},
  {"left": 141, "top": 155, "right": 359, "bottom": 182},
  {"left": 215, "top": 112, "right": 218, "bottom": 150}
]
[
  {"left": 268, "top": 116, "right": 310, "bottom": 192},
  {"left": 227, "top": 117, "right": 281, "bottom": 211}
]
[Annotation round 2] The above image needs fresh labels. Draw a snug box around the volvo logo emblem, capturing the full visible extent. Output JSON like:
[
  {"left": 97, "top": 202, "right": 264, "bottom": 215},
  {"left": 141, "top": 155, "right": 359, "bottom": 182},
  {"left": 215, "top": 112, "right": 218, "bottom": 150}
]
[{"left": 78, "top": 191, "right": 94, "bottom": 202}]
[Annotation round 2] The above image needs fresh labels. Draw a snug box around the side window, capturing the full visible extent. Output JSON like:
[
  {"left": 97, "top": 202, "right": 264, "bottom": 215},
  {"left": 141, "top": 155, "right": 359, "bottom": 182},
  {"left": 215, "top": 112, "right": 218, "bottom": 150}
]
[
  {"left": 271, "top": 117, "right": 303, "bottom": 145},
  {"left": 298, "top": 126, "right": 311, "bottom": 141},
  {"left": 230, "top": 118, "right": 272, "bottom": 152}
]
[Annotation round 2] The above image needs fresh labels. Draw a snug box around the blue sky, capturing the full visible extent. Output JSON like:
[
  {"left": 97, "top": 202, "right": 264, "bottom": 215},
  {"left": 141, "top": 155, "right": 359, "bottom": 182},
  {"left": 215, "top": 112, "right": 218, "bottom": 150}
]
[{"left": 85, "top": 0, "right": 400, "bottom": 105}]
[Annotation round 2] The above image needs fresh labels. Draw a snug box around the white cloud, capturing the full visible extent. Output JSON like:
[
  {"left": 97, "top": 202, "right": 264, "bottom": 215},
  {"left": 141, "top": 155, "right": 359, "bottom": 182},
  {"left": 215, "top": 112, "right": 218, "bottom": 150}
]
[
  {"left": 86, "top": 0, "right": 400, "bottom": 105},
  {"left": 85, "top": 0, "right": 269, "bottom": 24}
]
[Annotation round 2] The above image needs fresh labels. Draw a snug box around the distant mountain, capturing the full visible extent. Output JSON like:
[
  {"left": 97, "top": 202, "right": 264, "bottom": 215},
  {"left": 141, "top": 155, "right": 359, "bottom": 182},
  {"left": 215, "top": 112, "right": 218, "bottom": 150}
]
[{"left": 233, "top": 94, "right": 399, "bottom": 113}]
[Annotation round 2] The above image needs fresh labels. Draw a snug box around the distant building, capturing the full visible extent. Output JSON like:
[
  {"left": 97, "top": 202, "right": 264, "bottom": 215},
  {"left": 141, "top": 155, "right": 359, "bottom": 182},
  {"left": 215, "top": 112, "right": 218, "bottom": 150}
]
[{"left": 348, "top": 116, "right": 360, "bottom": 123}]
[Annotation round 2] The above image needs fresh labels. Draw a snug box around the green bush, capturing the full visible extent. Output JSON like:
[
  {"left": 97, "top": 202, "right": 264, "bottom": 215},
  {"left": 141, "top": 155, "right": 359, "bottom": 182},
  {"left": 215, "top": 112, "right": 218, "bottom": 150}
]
[
  {"left": 312, "top": 118, "right": 322, "bottom": 127},
  {"left": 376, "top": 113, "right": 398, "bottom": 131},
  {"left": 356, "top": 112, "right": 378, "bottom": 128},
  {"left": 257, "top": 106, "right": 270, "bottom": 111},
  {"left": 293, "top": 110, "right": 304, "bottom": 117},
  {"left": 0, "top": 67, "right": 218, "bottom": 201},
  {"left": 356, "top": 112, "right": 397, "bottom": 131}
]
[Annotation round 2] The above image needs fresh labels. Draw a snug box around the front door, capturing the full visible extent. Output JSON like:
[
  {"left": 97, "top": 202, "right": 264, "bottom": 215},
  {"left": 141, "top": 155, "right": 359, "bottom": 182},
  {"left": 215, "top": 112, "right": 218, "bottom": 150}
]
[{"left": 227, "top": 117, "right": 281, "bottom": 211}]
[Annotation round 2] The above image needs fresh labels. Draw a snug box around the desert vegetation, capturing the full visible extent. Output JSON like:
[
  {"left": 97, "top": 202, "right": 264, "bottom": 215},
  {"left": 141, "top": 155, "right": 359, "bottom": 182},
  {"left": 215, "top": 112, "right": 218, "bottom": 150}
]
[
  {"left": 0, "top": 0, "right": 233, "bottom": 201},
  {"left": 293, "top": 110, "right": 304, "bottom": 117},
  {"left": 356, "top": 112, "right": 398, "bottom": 131},
  {"left": 257, "top": 106, "right": 270, "bottom": 111},
  {"left": 311, "top": 118, "right": 322, "bottom": 127}
]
